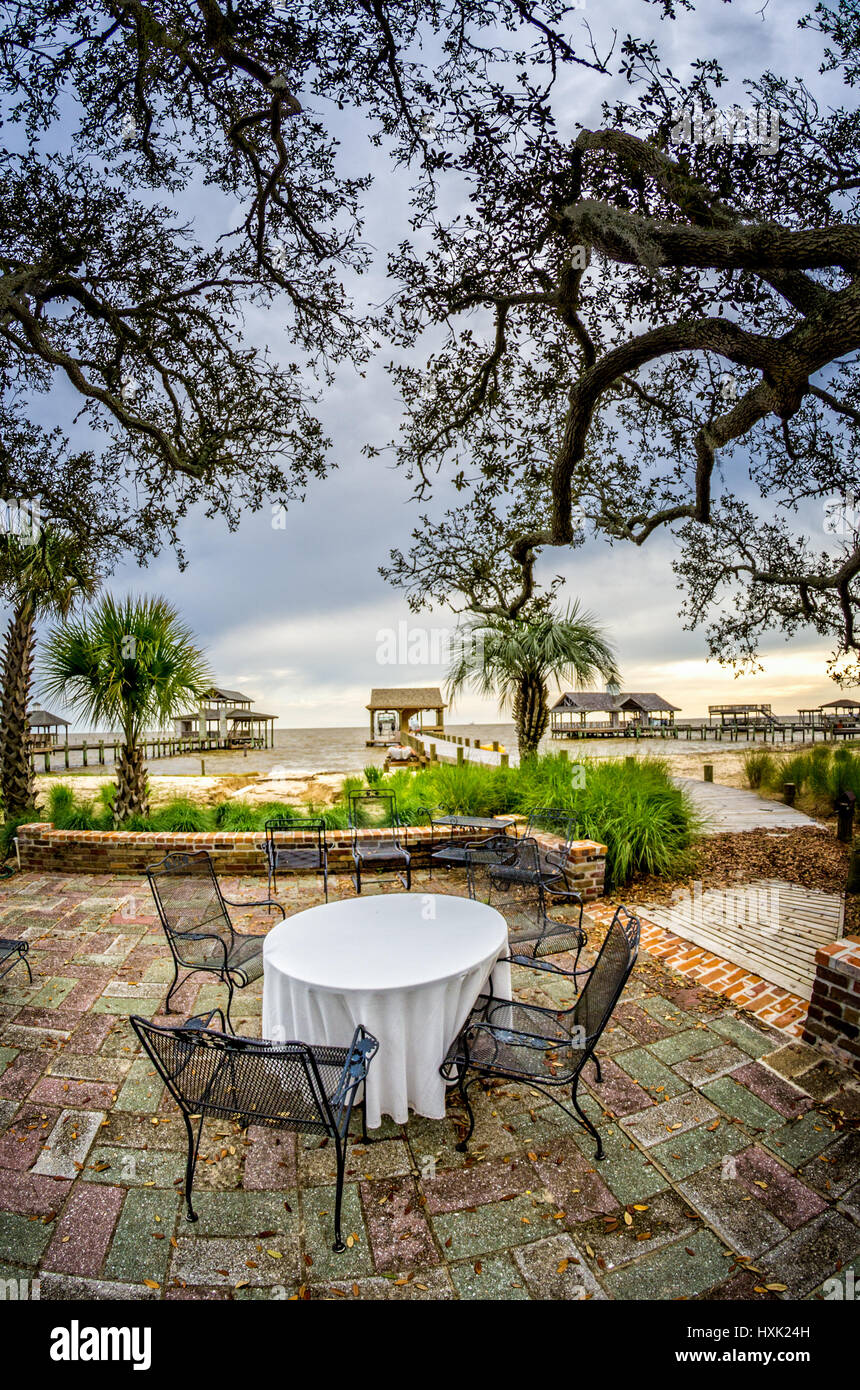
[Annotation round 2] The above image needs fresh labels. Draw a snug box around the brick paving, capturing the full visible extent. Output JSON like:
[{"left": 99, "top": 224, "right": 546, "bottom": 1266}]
[{"left": 0, "top": 866, "right": 858, "bottom": 1301}]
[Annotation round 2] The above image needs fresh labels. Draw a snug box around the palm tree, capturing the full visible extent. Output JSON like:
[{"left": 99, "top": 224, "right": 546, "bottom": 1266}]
[
  {"left": 447, "top": 602, "right": 619, "bottom": 760},
  {"left": 41, "top": 595, "right": 211, "bottom": 823},
  {"left": 0, "top": 526, "right": 100, "bottom": 816}
]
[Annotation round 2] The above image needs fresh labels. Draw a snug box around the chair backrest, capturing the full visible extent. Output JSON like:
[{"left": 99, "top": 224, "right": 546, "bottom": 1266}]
[
  {"left": 130, "top": 1017, "right": 376, "bottom": 1136},
  {"left": 348, "top": 789, "right": 399, "bottom": 834},
  {"left": 146, "top": 850, "right": 234, "bottom": 952},
  {"left": 265, "top": 816, "right": 326, "bottom": 860},
  {"left": 525, "top": 808, "right": 577, "bottom": 846},
  {"left": 573, "top": 906, "right": 640, "bottom": 1045}
]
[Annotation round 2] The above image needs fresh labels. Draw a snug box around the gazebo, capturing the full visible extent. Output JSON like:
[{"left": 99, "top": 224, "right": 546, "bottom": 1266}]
[
  {"left": 367, "top": 688, "right": 446, "bottom": 746},
  {"left": 819, "top": 698, "right": 860, "bottom": 730},
  {"left": 27, "top": 708, "right": 70, "bottom": 749},
  {"left": 173, "top": 686, "right": 278, "bottom": 748}
]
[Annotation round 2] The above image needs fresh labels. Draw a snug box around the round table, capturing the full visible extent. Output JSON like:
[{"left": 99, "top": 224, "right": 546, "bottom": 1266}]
[{"left": 262, "top": 893, "right": 511, "bottom": 1127}]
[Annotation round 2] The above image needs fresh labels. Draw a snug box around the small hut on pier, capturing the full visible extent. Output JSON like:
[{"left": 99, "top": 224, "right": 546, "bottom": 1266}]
[
  {"left": 27, "top": 709, "right": 70, "bottom": 749},
  {"left": 367, "top": 688, "right": 446, "bottom": 745},
  {"left": 173, "top": 686, "right": 278, "bottom": 749}
]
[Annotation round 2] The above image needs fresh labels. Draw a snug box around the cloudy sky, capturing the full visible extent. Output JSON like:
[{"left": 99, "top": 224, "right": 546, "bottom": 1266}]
[{"left": 36, "top": 0, "right": 850, "bottom": 725}]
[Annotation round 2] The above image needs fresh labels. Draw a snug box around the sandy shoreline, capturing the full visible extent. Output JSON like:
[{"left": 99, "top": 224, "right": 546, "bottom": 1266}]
[{"left": 33, "top": 746, "right": 754, "bottom": 810}]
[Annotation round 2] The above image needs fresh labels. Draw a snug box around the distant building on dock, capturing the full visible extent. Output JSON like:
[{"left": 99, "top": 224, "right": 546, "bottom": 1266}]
[
  {"left": 367, "top": 687, "right": 446, "bottom": 745},
  {"left": 173, "top": 686, "right": 278, "bottom": 749},
  {"left": 550, "top": 689, "right": 679, "bottom": 737},
  {"left": 27, "top": 708, "right": 70, "bottom": 749},
  {"left": 709, "top": 703, "right": 778, "bottom": 729},
  {"left": 798, "top": 698, "right": 860, "bottom": 733}
]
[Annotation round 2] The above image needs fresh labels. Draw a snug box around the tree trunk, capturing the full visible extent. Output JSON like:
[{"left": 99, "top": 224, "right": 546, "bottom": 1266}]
[
  {"left": 0, "top": 601, "right": 36, "bottom": 815},
  {"left": 114, "top": 741, "right": 149, "bottom": 824},
  {"left": 513, "top": 674, "right": 548, "bottom": 760}
]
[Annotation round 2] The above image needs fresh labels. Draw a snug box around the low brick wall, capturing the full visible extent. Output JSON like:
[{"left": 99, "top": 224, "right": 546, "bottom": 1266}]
[
  {"left": 15, "top": 823, "right": 607, "bottom": 901},
  {"left": 802, "top": 937, "right": 860, "bottom": 1074}
]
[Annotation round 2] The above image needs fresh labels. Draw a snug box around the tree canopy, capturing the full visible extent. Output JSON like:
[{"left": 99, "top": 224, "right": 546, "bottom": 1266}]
[
  {"left": 0, "top": 0, "right": 617, "bottom": 561},
  {"left": 379, "top": 2, "right": 860, "bottom": 680}
]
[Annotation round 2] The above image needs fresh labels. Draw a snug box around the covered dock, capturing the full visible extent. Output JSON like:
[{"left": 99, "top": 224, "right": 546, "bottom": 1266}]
[
  {"left": 550, "top": 690, "right": 679, "bottom": 738},
  {"left": 367, "top": 687, "right": 446, "bottom": 746}
]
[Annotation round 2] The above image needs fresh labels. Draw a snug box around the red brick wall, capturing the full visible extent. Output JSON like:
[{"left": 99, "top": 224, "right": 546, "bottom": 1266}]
[
  {"left": 15, "top": 822, "right": 607, "bottom": 901},
  {"left": 802, "top": 937, "right": 860, "bottom": 1074}
]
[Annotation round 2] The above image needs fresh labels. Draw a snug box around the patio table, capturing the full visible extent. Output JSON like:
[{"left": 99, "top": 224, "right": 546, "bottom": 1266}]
[{"left": 262, "top": 893, "right": 510, "bottom": 1127}]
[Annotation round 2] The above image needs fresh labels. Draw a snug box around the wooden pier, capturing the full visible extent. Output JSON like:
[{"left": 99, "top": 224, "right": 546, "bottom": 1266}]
[
  {"left": 26, "top": 732, "right": 264, "bottom": 774},
  {"left": 551, "top": 720, "right": 860, "bottom": 744}
]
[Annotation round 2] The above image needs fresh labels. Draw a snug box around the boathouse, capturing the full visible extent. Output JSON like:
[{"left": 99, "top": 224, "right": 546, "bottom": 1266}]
[{"left": 550, "top": 689, "right": 679, "bottom": 737}]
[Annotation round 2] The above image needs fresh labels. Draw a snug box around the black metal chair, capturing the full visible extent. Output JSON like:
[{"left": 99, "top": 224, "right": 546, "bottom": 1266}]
[
  {"left": 130, "top": 1010, "right": 379, "bottom": 1252},
  {"left": 258, "top": 816, "right": 331, "bottom": 903},
  {"left": 441, "top": 905, "right": 640, "bottom": 1160},
  {"left": 482, "top": 809, "right": 577, "bottom": 898},
  {"left": 146, "top": 850, "right": 285, "bottom": 1029},
  {"left": 493, "top": 880, "right": 587, "bottom": 976},
  {"left": 0, "top": 938, "right": 31, "bottom": 984},
  {"left": 347, "top": 789, "right": 411, "bottom": 893}
]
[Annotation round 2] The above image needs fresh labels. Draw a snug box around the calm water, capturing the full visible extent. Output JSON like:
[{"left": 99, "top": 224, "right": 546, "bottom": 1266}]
[{"left": 50, "top": 722, "right": 749, "bottom": 778}]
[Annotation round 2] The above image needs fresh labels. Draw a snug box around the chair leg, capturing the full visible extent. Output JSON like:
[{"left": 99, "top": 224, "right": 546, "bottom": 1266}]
[
  {"left": 455, "top": 1074, "right": 477, "bottom": 1152},
  {"left": 165, "top": 958, "right": 181, "bottom": 1013},
  {"left": 224, "top": 975, "right": 235, "bottom": 1033},
  {"left": 571, "top": 1073, "right": 603, "bottom": 1160},
  {"left": 323, "top": 862, "right": 329, "bottom": 903},
  {"left": 332, "top": 1135, "right": 347, "bottom": 1253},
  {"left": 181, "top": 1112, "right": 204, "bottom": 1221},
  {"left": 592, "top": 1054, "right": 602, "bottom": 1083},
  {"left": 405, "top": 858, "right": 411, "bottom": 892},
  {"left": 20, "top": 953, "right": 32, "bottom": 984}
]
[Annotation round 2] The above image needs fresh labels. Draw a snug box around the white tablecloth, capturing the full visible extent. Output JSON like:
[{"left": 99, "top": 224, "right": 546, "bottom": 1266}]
[{"left": 262, "top": 893, "right": 511, "bottom": 1127}]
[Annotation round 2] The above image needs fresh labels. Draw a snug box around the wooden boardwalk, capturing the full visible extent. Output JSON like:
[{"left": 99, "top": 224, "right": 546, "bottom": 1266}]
[
  {"left": 674, "top": 777, "right": 820, "bottom": 834},
  {"left": 638, "top": 878, "right": 844, "bottom": 1001}
]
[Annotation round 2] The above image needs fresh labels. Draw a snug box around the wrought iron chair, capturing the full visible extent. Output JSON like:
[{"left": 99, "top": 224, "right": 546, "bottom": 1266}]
[
  {"left": 130, "top": 1011, "right": 379, "bottom": 1252},
  {"left": 441, "top": 905, "right": 640, "bottom": 1160},
  {"left": 347, "top": 789, "right": 411, "bottom": 893},
  {"left": 493, "top": 880, "right": 587, "bottom": 976},
  {"left": 257, "top": 816, "right": 331, "bottom": 903},
  {"left": 146, "top": 850, "right": 285, "bottom": 1029},
  {"left": 0, "top": 938, "right": 31, "bottom": 984},
  {"left": 485, "top": 808, "right": 577, "bottom": 897}
]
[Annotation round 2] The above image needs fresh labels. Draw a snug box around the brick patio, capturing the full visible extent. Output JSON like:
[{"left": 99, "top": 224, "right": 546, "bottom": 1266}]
[{"left": 0, "top": 866, "right": 858, "bottom": 1301}]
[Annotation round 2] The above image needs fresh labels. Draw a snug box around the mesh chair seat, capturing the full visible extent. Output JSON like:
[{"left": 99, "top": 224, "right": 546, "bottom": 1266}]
[
  {"left": 354, "top": 841, "right": 409, "bottom": 862},
  {"left": 272, "top": 846, "right": 323, "bottom": 870},
  {"left": 491, "top": 851, "right": 566, "bottom": 888}
]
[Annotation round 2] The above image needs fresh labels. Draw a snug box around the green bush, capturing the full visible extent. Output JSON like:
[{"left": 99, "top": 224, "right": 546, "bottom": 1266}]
[
  {"left": 149, "top": 798, "right": 210, "bottom": 832},
  {"left": 214, "top": 800, "right": 261, "bottom": 831},
  {"left": 743, "top": 751, "right": 775, "bottom": 789},
  {"left": 47, "top": 783, "right": 76, "bottom": 824},
  {"left": 0, "top": 810, "right": 44, "bottom": 862}
]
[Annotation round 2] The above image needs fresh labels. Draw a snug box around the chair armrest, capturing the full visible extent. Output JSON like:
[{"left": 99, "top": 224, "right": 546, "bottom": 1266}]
[
  {"left": 183, "top": 1007, "right": 229, "bottom": 1033},
  {"left": 464, "top": 832, "right": 515, "bottom": 853},
  {"left": 329, "top": 1025, "right": 380, "bottom": 1123},
  {"left": 223, "top": 895, "right": 286, "bottom": 920}
]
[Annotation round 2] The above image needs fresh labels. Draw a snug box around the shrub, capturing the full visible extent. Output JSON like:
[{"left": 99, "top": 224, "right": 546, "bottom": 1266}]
[
  {"left": 364, "top": 764, "right": 383, "bottom": 785},
  {"left": 743, "top": 750, "right": 775, "bottom": 789},
  {"left": 214, "top": 800, "right": 261, "bottom": 831},
  {"left": 47, "top": 783, "right": 77, "bottom": 824},
  {"left": 149, "top": 798, "right": 210, "bottom": 832}
]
